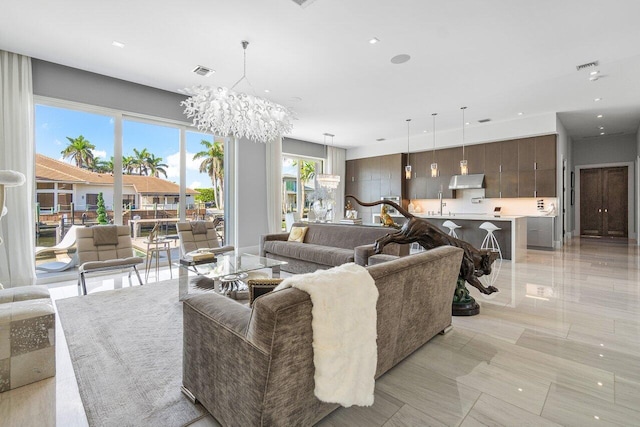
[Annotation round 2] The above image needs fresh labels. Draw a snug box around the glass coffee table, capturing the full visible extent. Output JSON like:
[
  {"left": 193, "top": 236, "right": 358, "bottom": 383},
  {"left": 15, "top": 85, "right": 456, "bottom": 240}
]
[{"left": 177, "top": 251, "right": 287, "bottom": 301}]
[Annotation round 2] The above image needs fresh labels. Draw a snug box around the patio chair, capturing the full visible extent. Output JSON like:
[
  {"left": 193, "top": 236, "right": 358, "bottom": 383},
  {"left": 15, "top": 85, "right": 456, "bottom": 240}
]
[
  {"left": 176, "top": 221, "right": 234, "bottom": 257},
  {"left": 35, "top": 224, "right": 83, "bottom": 257},
  {"left": 76, "top": 225, "right": 144, "bottom": 295}
]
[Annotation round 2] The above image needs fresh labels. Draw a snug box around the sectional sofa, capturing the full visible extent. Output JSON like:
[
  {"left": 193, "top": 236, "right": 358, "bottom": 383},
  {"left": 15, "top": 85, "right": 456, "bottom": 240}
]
[
  {"left": 259, "top": 222, "right": 410, "bottom": 273},
  {"left": 182, "top": 245, "right": 463, "bottom": 426}
]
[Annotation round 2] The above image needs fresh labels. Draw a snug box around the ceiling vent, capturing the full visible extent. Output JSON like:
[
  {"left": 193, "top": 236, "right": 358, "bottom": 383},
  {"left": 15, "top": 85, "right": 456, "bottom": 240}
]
[
  {"left": 478, "top": 118, "right": 491, "bottom": 123},
  {"left": 192, "top": 65, "right": 214, "bottom": 77},
  {"left": 576, "top": 60, "right": 599, "bottom": 71},
  {"left": 291, "top": 0, "right": 318, "bottom": 7}
]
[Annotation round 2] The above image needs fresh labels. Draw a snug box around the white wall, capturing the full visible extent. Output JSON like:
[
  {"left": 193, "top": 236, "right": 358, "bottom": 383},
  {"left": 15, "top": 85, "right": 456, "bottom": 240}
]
[{"left": 347, "top": 112, "right": 558, "bottom": 160}]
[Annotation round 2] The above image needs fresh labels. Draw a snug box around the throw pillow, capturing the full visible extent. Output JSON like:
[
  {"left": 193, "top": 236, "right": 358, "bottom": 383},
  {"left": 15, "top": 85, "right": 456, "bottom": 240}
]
[{"left": 288, "top": 226, "right": 308, "bottom": 243}]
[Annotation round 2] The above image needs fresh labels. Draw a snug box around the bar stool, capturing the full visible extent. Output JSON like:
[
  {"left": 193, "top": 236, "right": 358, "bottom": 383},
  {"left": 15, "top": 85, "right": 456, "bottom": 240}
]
[
  {"left": 479, "top": 222, "right": 503, "bottom": 260},
  {"left": 442, "top": 220, "right": 462, "bottom": 238},
  {"left": 144, "top": 238, "right": 173, "bottom": 281}
]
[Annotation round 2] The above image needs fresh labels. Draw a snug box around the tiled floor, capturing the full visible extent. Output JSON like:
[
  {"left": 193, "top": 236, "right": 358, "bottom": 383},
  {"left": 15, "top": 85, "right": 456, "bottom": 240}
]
[{"left": 3, "top": 237, "right": 640, "bottom": 426}]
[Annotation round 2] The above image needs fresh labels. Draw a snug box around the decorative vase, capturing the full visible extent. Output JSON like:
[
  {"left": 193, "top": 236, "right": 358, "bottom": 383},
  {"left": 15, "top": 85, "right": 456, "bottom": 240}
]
[{"left": 312, "top": 200, "right": 328, "bottom": 222}]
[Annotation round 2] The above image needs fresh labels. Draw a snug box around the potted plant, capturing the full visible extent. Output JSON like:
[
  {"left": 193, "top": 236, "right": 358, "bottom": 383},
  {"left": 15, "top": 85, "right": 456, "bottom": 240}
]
[{"left": 96, "top": 192, "right": 108, "bottom": 225}]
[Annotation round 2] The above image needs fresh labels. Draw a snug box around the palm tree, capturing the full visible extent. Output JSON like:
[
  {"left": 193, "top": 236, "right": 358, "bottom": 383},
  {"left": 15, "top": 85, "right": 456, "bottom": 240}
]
[
  {"left": 61, "top": 135, "right": 96, "bottom": 168},
  {"left": 299, "top": 160, "right": 316, "bottom": 211},
  {"left": 147, "top": 153, "right": 168, "bottom": 178},
  {"left": 132, "top": 148, "right": 151, "bottom": 175},
  {"left": 193, "top": 139, "right": 224, "bottom": 209},
  {"left": 91, "top": 156, "right": 114, "bottom": 173},
  {"left": 122, "top": 155, "right": 136, "bottom": 174}
]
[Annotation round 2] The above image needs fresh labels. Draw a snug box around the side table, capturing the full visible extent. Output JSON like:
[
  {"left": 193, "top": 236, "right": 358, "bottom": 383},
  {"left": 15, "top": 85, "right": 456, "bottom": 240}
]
[{"left": 144, "top": 239, "right": 172, "bottom": 281}]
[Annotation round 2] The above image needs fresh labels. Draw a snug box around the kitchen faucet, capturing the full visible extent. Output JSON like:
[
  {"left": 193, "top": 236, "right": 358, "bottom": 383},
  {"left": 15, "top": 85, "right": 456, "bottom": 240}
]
[{"left": 438, "top": 192, "right": 446, "bottom": 216}]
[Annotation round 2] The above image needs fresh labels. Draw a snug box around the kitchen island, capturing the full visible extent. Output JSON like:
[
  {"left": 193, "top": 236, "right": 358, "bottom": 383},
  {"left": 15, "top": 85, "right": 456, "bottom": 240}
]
[{"left": 372, "top": 212, "right": 527, "bottom": 262}]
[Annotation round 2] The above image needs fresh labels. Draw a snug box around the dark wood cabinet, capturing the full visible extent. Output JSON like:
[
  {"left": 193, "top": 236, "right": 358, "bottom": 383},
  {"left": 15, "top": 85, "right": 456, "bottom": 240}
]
[
  {"left": 346, "top": 134, "right": 556, "bottom": 205},
  {"left": 517, "top": 135, "right": 557, "bottom": 197},
  {"left": 465, "top": 144, "right": 485, "bottom": 175}
]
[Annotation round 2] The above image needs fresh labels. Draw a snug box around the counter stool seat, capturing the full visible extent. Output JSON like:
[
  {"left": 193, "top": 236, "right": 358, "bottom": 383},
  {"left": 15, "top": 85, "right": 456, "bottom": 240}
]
[
  {"left": 442, "top": 220, "right": 462, "bottom": 238},
  {"left": 479, "top": 221, "right": 502, "bottom": 260}
]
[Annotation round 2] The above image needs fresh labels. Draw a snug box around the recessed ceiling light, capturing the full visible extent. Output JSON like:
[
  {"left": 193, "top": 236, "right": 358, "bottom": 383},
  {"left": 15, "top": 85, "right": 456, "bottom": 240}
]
[
  {"left": 590, "top": 70, "right": 599, "bottom": 76},
  {"left": 594, "top": 97, "right": 602, "bottom": 102},
  {"left": 599, "top": 126, "right": 604, "bottom": 130},
  {"left": 423, "top": 130, "right": 427, "bottom": 133},
  {"left": 465, "top": 122, "right": 470, "bottom": 125},
  {"left": 369, "top": 37, "right": 380, "bottom": 44},
  {"left": 517, "top": 112, "right": 524, "bottom": 116},
  {"left": 597, "top": 114, "right": 603, "bottom": 118},
  {"left": 594, "top": 416, "right": 600, "bottom": 420},
  {"left": 390, "top": 54, "right": 411, "bottom": 64},
  {"left": 600, "top": 132, "right": 605, "bottom": 135},
  {"left": 112, "top": 41, "right": 125, "bottom": 48},
  {"left": 264, "top": 89, "right": 270, "bottom": 93}
]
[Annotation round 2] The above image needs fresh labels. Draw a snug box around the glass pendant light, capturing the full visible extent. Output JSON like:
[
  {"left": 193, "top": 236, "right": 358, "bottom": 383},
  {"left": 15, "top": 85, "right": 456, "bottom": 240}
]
[
  {"left": 460, "top": 106, "right": 468, "bottom": 175},
  {"left": 317, "top": 133, "right": 341, "bottom": 189},
  {"left": 430, "top": 113, "right": 438, "bottom": 178},
  {"left": 405, "top": 119, "right": 412, "bottom": 180}
]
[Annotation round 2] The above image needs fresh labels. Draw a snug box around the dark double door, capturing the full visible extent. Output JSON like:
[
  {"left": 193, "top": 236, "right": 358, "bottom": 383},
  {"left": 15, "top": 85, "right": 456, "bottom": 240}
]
[{"left": 580, "top": 166, "right": 628, "bottom": 238}]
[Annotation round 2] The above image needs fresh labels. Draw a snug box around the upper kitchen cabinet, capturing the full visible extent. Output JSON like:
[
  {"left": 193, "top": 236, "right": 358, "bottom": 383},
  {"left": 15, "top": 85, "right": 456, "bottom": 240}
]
[
  {"left": 463, "top": 144, "right": 485, "bottom": 175},
  {"left": 406, "top": 151, "right": 428, "bottom": 200},
  {"left": 483, "top": 140, "right": 519, "bottom": 198},
  {"left": 517, "top": 135, "right": 556, "bottom": 197}
]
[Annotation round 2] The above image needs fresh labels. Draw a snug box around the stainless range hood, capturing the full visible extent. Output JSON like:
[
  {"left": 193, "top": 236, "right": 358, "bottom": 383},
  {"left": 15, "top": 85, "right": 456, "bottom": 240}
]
[{"left": 449, "top": 174, "right": 485, "bottom": 190}]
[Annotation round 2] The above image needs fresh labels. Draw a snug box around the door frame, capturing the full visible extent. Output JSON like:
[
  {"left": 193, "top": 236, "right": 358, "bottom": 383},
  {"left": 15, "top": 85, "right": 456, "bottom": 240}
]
[{"left": 575, "top": 161, "right": 635, "bottom": 239}]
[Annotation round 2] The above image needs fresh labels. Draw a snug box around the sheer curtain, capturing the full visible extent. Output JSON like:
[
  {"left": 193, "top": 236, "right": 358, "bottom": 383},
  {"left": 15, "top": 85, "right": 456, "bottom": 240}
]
[
  {"left": 0, "top": 51, "right": 36, "bottom": 287},
  {"left": 327, "top": 146, "right": 346, "bottom": 222},
  {"left": 266, "top": 136, "right": 283, "bottom": 233}
]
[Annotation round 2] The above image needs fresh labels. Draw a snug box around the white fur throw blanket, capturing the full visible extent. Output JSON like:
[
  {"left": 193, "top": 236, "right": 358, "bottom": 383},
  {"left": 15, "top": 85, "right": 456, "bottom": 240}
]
[{"left": 274, "top": 263, "right": 378, "bottom": 407}]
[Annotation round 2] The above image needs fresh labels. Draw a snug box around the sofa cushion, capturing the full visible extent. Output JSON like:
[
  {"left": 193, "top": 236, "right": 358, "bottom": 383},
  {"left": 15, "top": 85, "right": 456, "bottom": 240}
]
[
  {"left": 264, "top": 241, "right": 354, "bottom": 267},
  {"left": 288, "top": 226, "right": 308, "bottom": 243}
]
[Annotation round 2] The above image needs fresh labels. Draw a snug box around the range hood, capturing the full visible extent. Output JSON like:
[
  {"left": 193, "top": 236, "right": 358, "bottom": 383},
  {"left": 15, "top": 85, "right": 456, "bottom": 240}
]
[{"left": 449, "top": 174, "right": 485, "bottom": 190}]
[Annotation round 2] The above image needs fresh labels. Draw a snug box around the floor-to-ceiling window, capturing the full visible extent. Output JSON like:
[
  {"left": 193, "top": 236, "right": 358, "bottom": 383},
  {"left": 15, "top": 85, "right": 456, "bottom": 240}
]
[
  {"left": 34, "top": 99, "right": 220, "bottom": 269},
  {"left": 282, "top": 155, "right": 323, "bottom": 220}
]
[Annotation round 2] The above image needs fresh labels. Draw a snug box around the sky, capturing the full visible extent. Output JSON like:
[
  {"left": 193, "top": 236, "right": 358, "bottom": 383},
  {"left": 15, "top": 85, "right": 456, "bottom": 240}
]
[{"left": 35, "top": 104, "right": 216, "bottom": 190}]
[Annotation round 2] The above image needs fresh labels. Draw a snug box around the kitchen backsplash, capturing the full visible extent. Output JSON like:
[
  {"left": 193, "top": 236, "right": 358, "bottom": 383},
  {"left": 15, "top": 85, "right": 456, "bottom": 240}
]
[{"left": 408, "top": 189, "right": 558, "bottom": 217}]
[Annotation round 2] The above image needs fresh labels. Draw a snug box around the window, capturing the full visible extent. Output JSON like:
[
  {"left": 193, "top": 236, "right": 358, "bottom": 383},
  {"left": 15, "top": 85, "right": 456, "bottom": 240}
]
[
  {"left": 37, "top": 182, "right": 54, "bottom": 190},
  {"left": 282, "top": 155, "right": 323, "bottom": 219},
  {"left": 86, "top": 193, "right": 98, "bottom": 211}
]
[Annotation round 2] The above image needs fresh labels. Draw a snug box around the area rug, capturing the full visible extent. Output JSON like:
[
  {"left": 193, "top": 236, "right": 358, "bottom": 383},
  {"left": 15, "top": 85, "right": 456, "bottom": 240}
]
[{"left": 56, "top": 280, "right": 208, "bottom": 427}]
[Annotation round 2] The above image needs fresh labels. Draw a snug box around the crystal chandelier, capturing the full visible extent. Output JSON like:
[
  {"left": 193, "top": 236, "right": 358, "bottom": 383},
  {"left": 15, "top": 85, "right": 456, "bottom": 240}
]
[
  {"left": 430, "top": 113, "right": 438, "bottom": 178},
  {"left": 405, "top": 119, "right": 412, "bottom": 180},
  {"left": 317, "top": 133, "right": 341, "bottom": 189},
  {"left": 181, "top": 41, "right": 295, "bottom": 143},
  {"left": 460, "top": 106, "right": 468, "bottom": 175}
]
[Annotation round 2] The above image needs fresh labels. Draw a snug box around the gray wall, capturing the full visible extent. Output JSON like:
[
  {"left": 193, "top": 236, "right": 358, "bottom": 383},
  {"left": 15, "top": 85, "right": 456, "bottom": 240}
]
[
  {"left": 32, "top": 59, "right": 186, "bottom": 121},
  {"left": 283, "top": 137, "right": 325, "bottom": 159},
  {"left": 236, "top": 140, "right": 269, "bottom": 249},
  {"left": 573, "top": 134, "right": 638, "bottom": 166}
]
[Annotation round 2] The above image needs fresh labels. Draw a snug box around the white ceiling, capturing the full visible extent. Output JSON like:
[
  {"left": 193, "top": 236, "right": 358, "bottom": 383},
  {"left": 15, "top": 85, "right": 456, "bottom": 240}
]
[{"left": 2, "top": 0, "right": 640, "bottom": 149}]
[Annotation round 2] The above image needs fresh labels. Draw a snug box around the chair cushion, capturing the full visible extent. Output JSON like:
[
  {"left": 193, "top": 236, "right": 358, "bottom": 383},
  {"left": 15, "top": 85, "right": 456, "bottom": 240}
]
[
  {"left": 288, "top": 226, "right": 308, "bottom": 243},
  {"left": 264, "top": 241, "right": 354, "bottom": 267},
  {"left": 80, "top": 256, "right": 143, "bottom": 273},
  {"left": 92, "top": 225, "right": 120, "bottom": 246}
]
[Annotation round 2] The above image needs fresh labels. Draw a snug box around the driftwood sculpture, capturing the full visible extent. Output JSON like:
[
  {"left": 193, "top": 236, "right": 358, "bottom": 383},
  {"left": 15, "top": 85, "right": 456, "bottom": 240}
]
[{"left": 347, "top": 195, "right": 499, "bottom": 295}]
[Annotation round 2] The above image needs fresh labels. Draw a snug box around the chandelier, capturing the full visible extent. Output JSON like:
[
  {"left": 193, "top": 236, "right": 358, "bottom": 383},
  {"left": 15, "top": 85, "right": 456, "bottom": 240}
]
[
  {"left": 181, "top": 41, "right": 295, "bottom": 143},
  {"left": 317, "top": 133, "right": 341, "bottom": 189}
]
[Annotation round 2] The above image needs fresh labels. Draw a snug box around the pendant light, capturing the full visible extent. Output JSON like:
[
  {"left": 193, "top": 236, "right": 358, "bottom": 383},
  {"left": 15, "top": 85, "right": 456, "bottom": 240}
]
[
  {"left": 460, "top": 106, "right": 468, "bottom": 175},
  {"left": 317, "top": 133, "right": 341, "bottom": 189},
  {"left": 405, "top": 119, "right": 412, "bottom": 180},
  {"left": 430, "top": 113, "right": 438, "bottom": 178}
]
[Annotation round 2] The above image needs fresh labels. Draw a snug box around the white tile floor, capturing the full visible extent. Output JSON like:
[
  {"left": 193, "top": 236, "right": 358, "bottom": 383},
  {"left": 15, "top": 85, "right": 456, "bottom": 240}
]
[{"left": 3, "top": 237, "right": 640, "bottom": 426}]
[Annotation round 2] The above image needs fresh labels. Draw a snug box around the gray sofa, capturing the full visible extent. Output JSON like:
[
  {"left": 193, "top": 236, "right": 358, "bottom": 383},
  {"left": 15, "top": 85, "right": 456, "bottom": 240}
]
[
  {"left": 183, "top": 245, "right": 463, "bottom": 426},
  {"left": 259, "top": 222, "right": 410, "bottom": 274}
]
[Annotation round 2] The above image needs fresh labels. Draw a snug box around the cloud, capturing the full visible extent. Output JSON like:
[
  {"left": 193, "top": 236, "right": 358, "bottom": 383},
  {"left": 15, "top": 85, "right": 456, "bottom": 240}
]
[
  {"left": 166, "top": 151, "right": 202, "bottom": 178},
  {"left": 55, "top": 139, "right": 62, "bottom": 146},
  {"left": 92, "top": 149, "right": 107, "bottom": 160},
  {"left": 189, "top": 181, "right": 202, "bottom": 189}
]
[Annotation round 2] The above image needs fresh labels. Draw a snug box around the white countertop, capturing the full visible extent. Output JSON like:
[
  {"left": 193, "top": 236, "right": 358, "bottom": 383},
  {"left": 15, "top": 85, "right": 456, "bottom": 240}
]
[{"left": 411, "top": 213, "right": 526, "bottom": 221}]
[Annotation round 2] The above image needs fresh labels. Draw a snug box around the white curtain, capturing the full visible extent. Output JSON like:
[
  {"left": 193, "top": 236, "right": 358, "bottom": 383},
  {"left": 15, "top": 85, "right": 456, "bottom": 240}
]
[
  {"left": 326, "top": 146, "right": 346, "bottom": 222},
  {"left": 266, "top": 136, "right": 283, "bottom": 233},
  {"left": 0, "top": 51, "right": 36, "bottom": 287}
]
